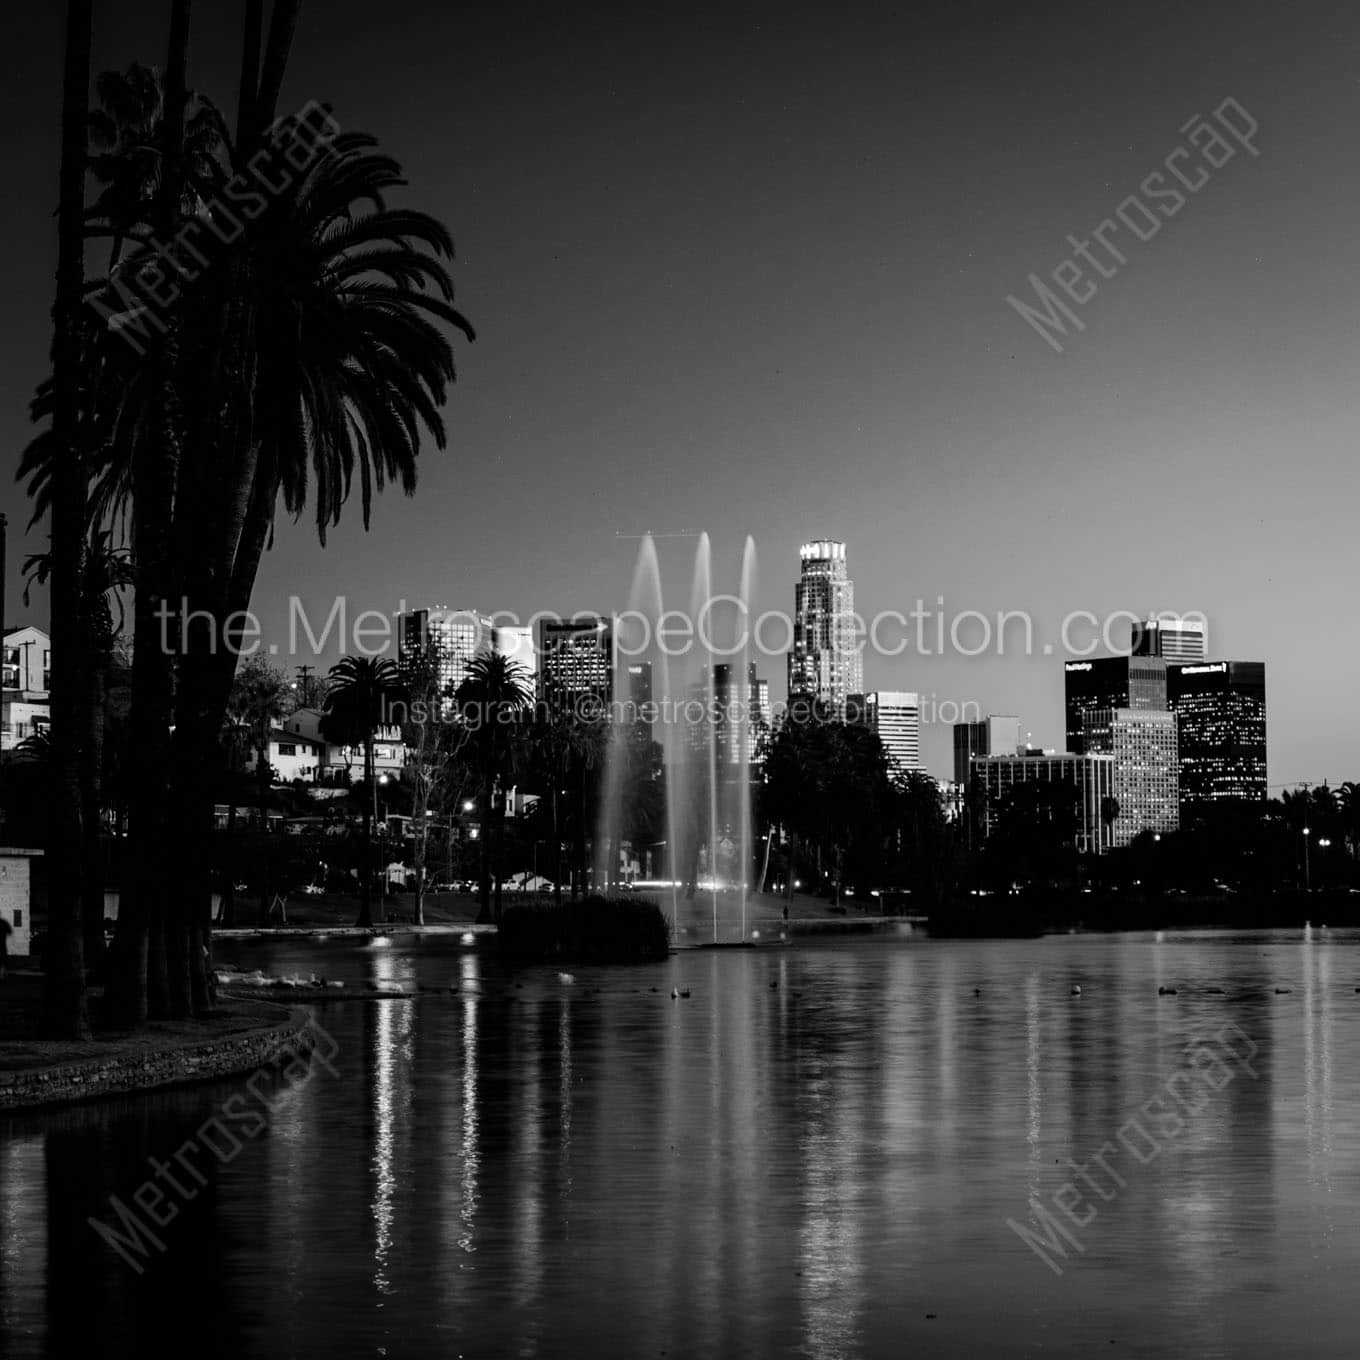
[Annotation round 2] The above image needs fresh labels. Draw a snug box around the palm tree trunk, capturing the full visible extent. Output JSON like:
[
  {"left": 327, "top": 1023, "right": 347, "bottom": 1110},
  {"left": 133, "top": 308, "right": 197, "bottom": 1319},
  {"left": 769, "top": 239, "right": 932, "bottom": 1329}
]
[
  {"left": 42, "top": 0, "right": 94, "bottom": 1040},
  {"left": 80, "top": 646, "right": 108, "bottom": 980},
  {"left": 110, "top": 0, "right": 193, "bottom": 1029}
]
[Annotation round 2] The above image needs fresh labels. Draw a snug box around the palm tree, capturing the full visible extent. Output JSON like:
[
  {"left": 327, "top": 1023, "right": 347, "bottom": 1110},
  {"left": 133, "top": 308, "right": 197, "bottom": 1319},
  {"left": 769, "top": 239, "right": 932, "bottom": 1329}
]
[
  {"left": 227, "top": 655, "right": 290, "bottom": 920},
  {"left": 566, "top": 712, "right": 609, "bottom": 901},
  {"left": 455, "top": 654, "right": 532, "bottom": 923},
  {"left": 24, "top": 534, "right": 132, "bottom": 978},
  {"left": 41, "top": 0, "right": 95, "bottom": 1040},
  {"left": 25, "top": 3, "right": 472, "bottom": 1024},
  {"left": 321, "top": 656, "right": 405, "bottom": 927},
  {"left": 524, "top": 713, "right": 575, "bottom": 906}
]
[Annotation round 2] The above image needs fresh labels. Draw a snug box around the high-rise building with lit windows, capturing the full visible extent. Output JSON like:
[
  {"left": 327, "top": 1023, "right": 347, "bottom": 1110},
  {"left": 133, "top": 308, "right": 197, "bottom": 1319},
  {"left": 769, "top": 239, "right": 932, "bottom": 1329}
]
[
  {"left": 538, "top": 616, "right": 614, "bottom": 717},
  {"left": 969, "top": 751, "right": 1115, "bottom": 855},
  {"left": 1081, "top": 707, "right": 1180, "bottom": 846},
  {"left": 788, "top": 539, "right": 862, "bottom": 712},
  {"left": 1064, "top": 655, "right": 1168, "bottom": 753},
  {"left": 1168, "top": 661, "right": 1267, "bottom": 817},
  {"left": 850, "top": 691, "right": 922, "bottom": 776},
  {"left": 398, "top": 608, "right": 494, "bottom": 706}
]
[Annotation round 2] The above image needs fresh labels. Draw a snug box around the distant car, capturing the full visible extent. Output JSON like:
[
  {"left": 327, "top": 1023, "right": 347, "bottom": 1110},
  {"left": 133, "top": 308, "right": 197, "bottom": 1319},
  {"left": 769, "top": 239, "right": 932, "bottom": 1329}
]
[{"left": 300, "top": 883, "right": 324, "bottom": 896}]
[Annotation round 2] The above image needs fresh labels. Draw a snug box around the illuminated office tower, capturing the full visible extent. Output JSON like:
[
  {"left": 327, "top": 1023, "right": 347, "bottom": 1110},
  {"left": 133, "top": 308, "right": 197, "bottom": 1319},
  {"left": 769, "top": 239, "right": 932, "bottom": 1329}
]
[
  {"left": 623, "top": 661, "right": 654, "bottom": 741},
  {"left": 788, "top": 539, "right": 863, "bottom": 712},
  {"left": 1168, "top": 661, "right": 1267, "bottom": 818},
  {"left": 1081, "top": 707, "right": 1180, "bottom": 847},
  {"left": 969, "top": 751, "right": 1115, "bottom": 855},
  {"left": 494, "top": 624, "right": 538, "bottom": 685},
  {"left": 851, "top": 691, "right": 922, "bottom": 776},
  {"left": 1064, "top": 655, "right": 1167, "bottom": 753},
  {"left": 538, "top": 616, "right": 614, "bottom": 716},
  {"left": 398, "top": 607, "right": 493, "bottom": 706}
]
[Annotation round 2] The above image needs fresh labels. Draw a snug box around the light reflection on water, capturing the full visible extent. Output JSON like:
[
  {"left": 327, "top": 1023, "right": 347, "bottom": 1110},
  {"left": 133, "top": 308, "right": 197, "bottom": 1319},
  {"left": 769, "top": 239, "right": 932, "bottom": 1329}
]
[{"left": 3, "top": 930, "right": 1360, "bottom": 1357}]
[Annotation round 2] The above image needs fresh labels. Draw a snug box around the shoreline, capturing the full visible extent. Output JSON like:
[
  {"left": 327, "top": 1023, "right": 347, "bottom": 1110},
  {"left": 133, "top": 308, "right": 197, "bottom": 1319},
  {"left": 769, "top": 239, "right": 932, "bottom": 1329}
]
[{"left": 0, "top": 996, "right": 323, "bottom": 1113}]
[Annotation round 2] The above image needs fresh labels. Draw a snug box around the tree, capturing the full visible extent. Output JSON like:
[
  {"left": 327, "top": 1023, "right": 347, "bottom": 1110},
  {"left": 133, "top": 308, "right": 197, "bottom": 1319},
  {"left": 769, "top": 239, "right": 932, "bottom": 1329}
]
[
  {"left": 24, "top": 534, "right": 132, "bottom": 978},
  {"left": 455, "top": 653, "right": 532, "bottom": 923},
  {"left": 522, "top": 713, "right": 574, "bottom": 906},
  {"left": 227, "top": 655, "right": 290, "bottom": 920},
  {"left": 398, "top": 645, "right": 472, "bottom": 924},
  {"left": 42, "top": 0, "right": 95, "bottom": 1040},
  {"left": 320, "top": 656, "right": 405, "bottom": 926},
  {"left": 763, "top": 704, "right": 894, "bottom": 904}
]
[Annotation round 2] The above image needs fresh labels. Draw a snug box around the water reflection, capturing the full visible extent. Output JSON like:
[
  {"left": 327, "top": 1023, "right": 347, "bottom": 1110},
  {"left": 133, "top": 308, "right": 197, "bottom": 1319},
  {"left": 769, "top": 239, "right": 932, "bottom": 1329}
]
[
  {"left": 371, "top": 951, "right": 415, "bottom": 1293},
  {"left": 3, "top": 931, "right": 1360, "bottom": 1358}
]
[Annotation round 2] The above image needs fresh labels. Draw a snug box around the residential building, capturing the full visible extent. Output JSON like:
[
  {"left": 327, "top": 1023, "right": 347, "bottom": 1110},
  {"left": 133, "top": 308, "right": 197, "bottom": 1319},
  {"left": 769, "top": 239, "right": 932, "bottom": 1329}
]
[
  {"left": 1081, "top": 707, "right": 1180, "bottom": 846},
  {"left": 1167, "top": 661, "right": 1267, "bottom": 818},
  {"left": 282, "top": 707, "right": 406, "bottom": 784},
  {"left": 2, "top": 626, "right": 50, "bottom": 752},
  {"left": 788, "top": 539, "right": 862, "bottom": 713}
]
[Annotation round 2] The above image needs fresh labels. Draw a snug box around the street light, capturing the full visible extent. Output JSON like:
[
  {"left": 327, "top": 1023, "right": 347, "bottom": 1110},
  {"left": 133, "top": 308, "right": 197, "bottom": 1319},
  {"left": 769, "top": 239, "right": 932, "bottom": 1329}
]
[
  {"left": 1303, "top": 826, "right": 1312, "bottom": 893},
  {"left": 377, "top": 773, "right": 391, "bottom": 909}
]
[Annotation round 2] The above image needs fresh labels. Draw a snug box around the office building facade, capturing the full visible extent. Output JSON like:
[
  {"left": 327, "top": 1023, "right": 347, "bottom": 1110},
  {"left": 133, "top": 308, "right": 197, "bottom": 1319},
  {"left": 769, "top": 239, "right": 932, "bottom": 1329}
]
[
  {"left": 398, "top": 608, "right": 494, "bottom": 706},
  {"left": 952, "top": 714, "right": 1021, "bottom": 783},
  {"left": 969, "top": 751, "right": 1115, "bottom": 855},
  {"left": 539, "top": 616, "right": 614, "bottom": 716},
  {"left": 1131, "top": 617, "right": 1208, "bottom": 663},
  {"left": 850, "top": 691, "right": 922, "bottom": 777},
  {"left": 1064, "top": 655, "right": 1168, "bottom": 753},
  {"left": 1081, "top": 707, "right": 1179, "bottom": 846},
  {"left": 1168, "top": 661, "right": 1267, "bottom": 816},
  {"left": 788, "top": 539, "right": 863, "bottom": 712}
]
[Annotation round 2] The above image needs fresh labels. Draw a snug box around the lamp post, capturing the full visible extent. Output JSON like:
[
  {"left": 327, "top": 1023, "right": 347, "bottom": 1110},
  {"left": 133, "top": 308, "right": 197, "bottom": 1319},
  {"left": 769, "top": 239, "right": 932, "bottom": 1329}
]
[
  {"left": 377, "top": 772, "right": 390, "bottom": 911},
  {"left": 1303, "top": 825, "right": 1312, "bottom": 893}
]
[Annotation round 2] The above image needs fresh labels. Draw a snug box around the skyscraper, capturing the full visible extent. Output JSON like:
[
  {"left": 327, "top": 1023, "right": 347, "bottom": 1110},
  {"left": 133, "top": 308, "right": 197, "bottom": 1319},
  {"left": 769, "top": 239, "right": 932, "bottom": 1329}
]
[
  {"left": 712, "top": 662, "right": 768, "bottom": 771},
  {"left": 1081, "top": 707, "right": 1180, "bottom": 846},
  {"left": 788, "top": 539, "right": 862, "bottom": 713},
  {"left": 398, "top": 607, "right": 494, "bottom": 706},
  {"left": 1064, "top": 655, "right": 1168, "bottom": 753},
  {"left": 852, "top": 691, "right": 922, "bottom": 777},
  {"left": 623, "top": 661, "right": 654, "bottom": 741},
  {"left": 539, "top": 616, "right": 614, "bottom": 717},
  {"left": 1131, "top": 617, "right": 1208, "bottom": 663},
  {"left": 952, "top": 714, "right": 1021, "bottom": 783},
  {"left": 494, "top": 624, "right": 538, "bottom": 685},
  {"left": 1168, "top": 661, "right": 1267, "bottom": 817}
]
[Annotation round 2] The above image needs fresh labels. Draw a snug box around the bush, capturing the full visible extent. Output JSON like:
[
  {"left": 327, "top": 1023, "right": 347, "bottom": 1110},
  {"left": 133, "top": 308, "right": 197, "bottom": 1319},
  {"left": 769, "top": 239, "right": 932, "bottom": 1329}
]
[{"left": 497, "top": 894, "right": 671, "bottom": 964}]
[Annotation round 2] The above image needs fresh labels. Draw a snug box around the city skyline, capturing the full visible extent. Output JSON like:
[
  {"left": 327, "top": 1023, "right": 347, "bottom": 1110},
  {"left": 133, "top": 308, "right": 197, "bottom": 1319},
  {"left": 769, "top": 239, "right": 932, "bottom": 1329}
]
[{"left": 3, "top": 0, "right": 1357, "bottom": 789}]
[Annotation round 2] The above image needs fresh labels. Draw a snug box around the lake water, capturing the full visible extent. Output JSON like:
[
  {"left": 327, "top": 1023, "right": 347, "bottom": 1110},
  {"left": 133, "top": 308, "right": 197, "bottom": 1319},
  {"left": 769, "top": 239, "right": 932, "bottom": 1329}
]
[{"left": 2, "top": 927, "right": 1358, "bottom": 1358}]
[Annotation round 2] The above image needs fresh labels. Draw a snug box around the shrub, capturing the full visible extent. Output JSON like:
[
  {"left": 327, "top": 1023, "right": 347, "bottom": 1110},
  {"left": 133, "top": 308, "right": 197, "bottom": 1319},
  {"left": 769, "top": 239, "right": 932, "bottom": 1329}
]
[{"left": 497, "top": 894, "right": 671, "bottom": 964}]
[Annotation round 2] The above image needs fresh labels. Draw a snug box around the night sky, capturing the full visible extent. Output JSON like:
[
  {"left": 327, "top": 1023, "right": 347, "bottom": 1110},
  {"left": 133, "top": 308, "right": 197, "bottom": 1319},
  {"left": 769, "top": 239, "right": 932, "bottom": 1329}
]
[{"left": 2, "top": 1, "right": 1357, "bottom": 782}]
